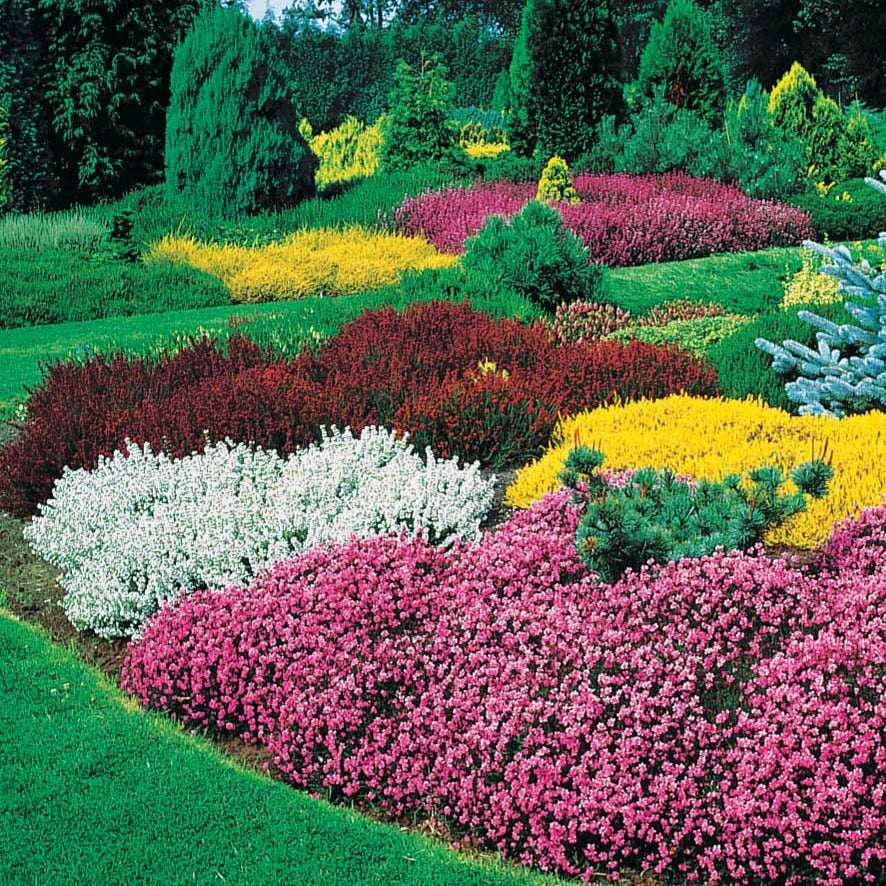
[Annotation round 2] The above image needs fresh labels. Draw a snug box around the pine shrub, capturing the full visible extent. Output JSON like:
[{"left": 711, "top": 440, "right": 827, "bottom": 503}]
[
  {"left": 561, "top": 446, "right": 832, "bottom": 583},
  {"left": 461, "top": 200, "right": 603, "bottom": 312},
  {"left": 165, "top": 4, "right": 316, "bottom": 219}
]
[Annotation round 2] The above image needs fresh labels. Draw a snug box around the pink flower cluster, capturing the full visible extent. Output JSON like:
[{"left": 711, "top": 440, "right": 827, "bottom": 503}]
[
  {"left": 122, "top": 497, "right": 886, "bottom": 884},
  {"left": 394, "top": 173, "right": 815, "bottom": 265}
]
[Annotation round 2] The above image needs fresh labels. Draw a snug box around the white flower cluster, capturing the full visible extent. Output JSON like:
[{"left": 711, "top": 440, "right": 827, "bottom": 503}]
[{"left": 26, "top": 427, "right": 495, "bottom": 638}]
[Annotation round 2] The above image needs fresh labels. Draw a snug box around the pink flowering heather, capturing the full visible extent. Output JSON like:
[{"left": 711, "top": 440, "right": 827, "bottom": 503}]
[
  {"left": 122, "top": 495, "right": 886, "bottom": 884},
  {"left": 394, "top": 173, "right": 815, "bottom": 265}
]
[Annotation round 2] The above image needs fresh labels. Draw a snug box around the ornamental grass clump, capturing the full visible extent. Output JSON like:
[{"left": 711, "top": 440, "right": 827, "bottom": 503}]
[
  {"left": 123, "top": 498, "right": 886, "bottom": 883},
  {"left": 26, "top": 427, "right": 494, "bottom": 638},
  {"left": 559, "top": 445, "right": 832, "bottom": 582}
]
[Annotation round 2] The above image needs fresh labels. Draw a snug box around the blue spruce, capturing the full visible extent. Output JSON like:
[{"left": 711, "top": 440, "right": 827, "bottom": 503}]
[{"left": 756, "top": 172, "right": 886, "bottom": 416}]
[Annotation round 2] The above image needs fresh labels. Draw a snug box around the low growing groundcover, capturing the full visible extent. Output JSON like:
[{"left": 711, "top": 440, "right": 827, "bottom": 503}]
[{"left": 0, "top": 610, "right": 561, "bottom": 886}]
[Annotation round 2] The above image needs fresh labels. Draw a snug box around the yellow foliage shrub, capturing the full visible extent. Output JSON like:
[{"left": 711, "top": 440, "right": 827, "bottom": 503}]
[
  {"left": 147, "top": 227, "right": 456, "bottom": 302},
  {"left": 505, "top": 394, "right": 886, "bottom": 549},
  {"left": 308, "top": 116, "right": 385, "bottom": 190},
  {"left": 536, "top": 156, "right": 579, "bottom": 205},
  {"left": 780, "top": 249, "right": 841, "bottom": 309},
  {"left": 464, "top": 142, "right": 510, "bottom": 159},
  {"left": 458, "top": 121, "right": 509, "bottom": 160}
]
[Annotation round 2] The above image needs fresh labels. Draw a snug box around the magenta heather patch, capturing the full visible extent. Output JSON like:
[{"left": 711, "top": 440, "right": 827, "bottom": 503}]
[
  {"left": 394, "top": 172, "right": 814, "bottom": 264},
  {"left": 122, "top": 496, "right": 886, "bottom": 883}
]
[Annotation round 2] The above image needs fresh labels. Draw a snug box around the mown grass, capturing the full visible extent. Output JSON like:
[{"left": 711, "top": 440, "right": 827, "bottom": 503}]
[
  {"left": 0, "top": 611, "right": 561, "bottom": 886},
  {"left": 605, "top": 247, "right": 805, "bottom": 316},
  {"left": 0, "top": 272, "right": 539, "bottom": 418}
]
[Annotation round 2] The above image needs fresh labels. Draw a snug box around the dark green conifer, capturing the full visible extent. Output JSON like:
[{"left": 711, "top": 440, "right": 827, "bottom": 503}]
[
  {"left": 633, "top": 0, "right": 726, "bottom": 123},
  {"left": 165, "top": 4, "right": 316, "bottom": 219},
  {"left": 508, "top": 0, "right": 624, "bottom": 160}
]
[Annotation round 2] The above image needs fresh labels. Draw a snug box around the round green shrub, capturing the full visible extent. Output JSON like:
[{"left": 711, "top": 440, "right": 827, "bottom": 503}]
[
  {"left": 789, "top": 179, "right": 886, "bottom": 240},
  {"left": 462, "top": 200, "right": 604, "bottom": 313}
]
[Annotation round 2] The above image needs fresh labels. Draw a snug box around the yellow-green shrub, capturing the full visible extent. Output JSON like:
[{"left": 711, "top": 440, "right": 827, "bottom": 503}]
[
  {"left": 781, "top": 242, "right": 886, "bottom": 309},
  {"left": 505, "top": 394, "right": 886, "bottom": 549},
  {"left": 458, "top": 121, "right": 509, "bottom": 160},
  {"left": 536, "top": 156, "right": 579, "bottom": 205},
  {"left": 780, "top": 249, "right": 841, "bottom": 309},
  {"left": 308, "top": 116, "right": 385, "bottom": 190},
  {"left": 147, "top": 227, "right": 456, "bottom": 302},
  {"left": 464, "top": 142, "right": 510, "bottom": 159}
]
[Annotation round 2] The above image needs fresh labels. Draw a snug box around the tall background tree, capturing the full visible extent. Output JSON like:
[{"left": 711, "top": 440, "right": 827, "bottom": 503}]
[
  {"left": 632, "top": 0, "right": 725, "bottom": 122},
  {"left": 0, "top": 0, "right": 55, "bottom": 210},
  {"left": 37, "top": 0, "right": 210, "bottom": 203},
  {"left": 381, "top": 53, "right": 459, "bottom": 169},
  {"left": 165, "top": 3, "right": 316, "bottom": 219},
  {"left": 508, "top": 0, "right": 624, "bottom": 160}
]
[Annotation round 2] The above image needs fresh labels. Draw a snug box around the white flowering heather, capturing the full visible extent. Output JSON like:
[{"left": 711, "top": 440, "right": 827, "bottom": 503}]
[{"left": 26, "top": 427, "right": 495, "bottom": 638}]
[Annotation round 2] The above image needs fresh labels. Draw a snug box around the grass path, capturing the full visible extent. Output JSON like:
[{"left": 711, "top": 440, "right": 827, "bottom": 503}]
[{"left": 0, "top": 610, "right": 561, "bottom": 886}]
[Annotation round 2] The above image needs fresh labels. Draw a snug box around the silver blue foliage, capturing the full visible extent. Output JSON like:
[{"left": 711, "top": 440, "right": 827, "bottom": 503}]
[{"left": 756, "top": 171, "right": 886, "bottom": 416}]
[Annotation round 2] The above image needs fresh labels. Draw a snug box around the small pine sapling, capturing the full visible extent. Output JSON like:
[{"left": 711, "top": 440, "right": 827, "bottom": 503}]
[{"left": 560, "top": 444, "right": 833, "bottom": 582}]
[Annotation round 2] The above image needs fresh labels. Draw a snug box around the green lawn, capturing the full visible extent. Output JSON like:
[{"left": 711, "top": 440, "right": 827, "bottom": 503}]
[
  {"left": 0, "top": 611, "right": 561, "bottom": 886},
  {"left": 0, "top": 246, "right": 809, "bottom": 418},
  {"left": 605, "top": 246, "right": 804, "bottom": 316}
]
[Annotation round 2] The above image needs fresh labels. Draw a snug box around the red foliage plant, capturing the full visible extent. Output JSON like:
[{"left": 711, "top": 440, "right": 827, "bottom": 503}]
[{"left": 0, "top": 301, "right": 719, "bottom": 516}]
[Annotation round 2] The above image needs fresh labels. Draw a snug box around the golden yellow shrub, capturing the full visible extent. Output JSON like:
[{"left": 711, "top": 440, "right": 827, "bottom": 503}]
[
  {"left": 146, "top": 227, "right": 456, "bottom": 302},
  {"left": 505, "top": 394, "right": 886, "bottom": 549},
  {"left": 464, "top": 143, "right": 510, "bottom": 159},
  {"left": 781, "top": 243, "right": 886, "bottom": 310},
  {"left": 309, "top": 116, "right": 385, "bottom": 190},
  {"left": 780, "top": 249, "right": 841, "bottom": 309}
]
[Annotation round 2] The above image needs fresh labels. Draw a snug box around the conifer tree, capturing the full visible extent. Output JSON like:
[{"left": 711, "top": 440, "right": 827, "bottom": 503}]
[
  {"left": 38, "top": 0, "right": 207, "bottom": 202},
  {"left": 756, "top": 172, "right": 886, "bottom": 417},
  {"left": 381, "top": 53, "right": 459, "bottom": 170},
  {"left": 632, "top": 0, "right": 725, "bottom": 123},
  {"left": 508, "top": 0, "right": 624, "bottom": 160},
  {"left": 0, "top": 99, "right": 10, "bottom": 213},
  {"left": 768, "top": 62, "right": 849, "bottom": 181},
  {"left": 165, "top": 4, "right": 317, "bottom": 219},
  {"left": 0, "top": 0, "right": 54, "bottom": 210}
]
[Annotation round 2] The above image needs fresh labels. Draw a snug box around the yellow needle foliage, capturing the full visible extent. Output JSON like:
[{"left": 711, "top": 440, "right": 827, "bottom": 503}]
[
  {"left": 147, "top": 228, "right": 457, "bottom": 302},
  {"left": 309, "top": 116, "right": 385, "bottom": 191},
  {"left": 464, "top": 143, "right": 510, "bottom": 159},
  {"left": 505, "top": 394, "right": 886, "bottom": 549}
]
